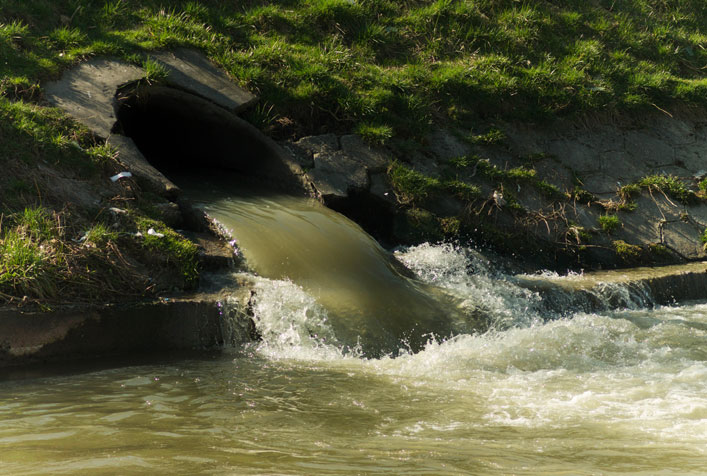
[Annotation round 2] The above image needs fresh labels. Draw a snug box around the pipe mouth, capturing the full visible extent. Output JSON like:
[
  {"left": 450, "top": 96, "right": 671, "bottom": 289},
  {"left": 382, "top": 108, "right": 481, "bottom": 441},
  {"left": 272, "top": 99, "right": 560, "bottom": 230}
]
[{"left": 114, "top": 85, "right": 294, "bottom": 187}]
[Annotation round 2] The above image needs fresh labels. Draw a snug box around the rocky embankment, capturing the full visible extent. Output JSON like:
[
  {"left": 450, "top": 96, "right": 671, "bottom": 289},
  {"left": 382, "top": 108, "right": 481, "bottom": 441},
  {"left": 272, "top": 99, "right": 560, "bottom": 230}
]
[{"left": 293, "top": 107, "right": 707, "bottom": 271}]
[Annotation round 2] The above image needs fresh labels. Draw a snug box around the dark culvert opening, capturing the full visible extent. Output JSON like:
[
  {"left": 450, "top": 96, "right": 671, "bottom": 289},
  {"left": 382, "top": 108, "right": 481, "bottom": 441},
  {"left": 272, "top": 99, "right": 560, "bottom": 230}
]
[
  {"left": 115, "top": 84, "right": 397, "bottom": 245},
  {"left": 114, "top": 85, "right": 300, "bottom": 190}
]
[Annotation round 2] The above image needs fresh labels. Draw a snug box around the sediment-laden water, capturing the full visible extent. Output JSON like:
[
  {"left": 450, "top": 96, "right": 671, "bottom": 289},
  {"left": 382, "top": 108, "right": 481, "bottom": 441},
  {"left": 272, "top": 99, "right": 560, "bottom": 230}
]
[{"left": 1, "top": 185, "right": 706, "bottom": 475}]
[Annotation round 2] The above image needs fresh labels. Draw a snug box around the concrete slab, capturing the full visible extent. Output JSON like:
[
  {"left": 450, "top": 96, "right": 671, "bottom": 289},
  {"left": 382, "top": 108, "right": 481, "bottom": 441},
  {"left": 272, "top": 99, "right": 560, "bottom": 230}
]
[
  {"left": 340, "top": 134, "right": 390, "bottom": 173},
  {"left": 580, "top": 172, "right": 621, "bottom": 195},
  {"left": 150, "top": 49, "right": 257, "bottom": 113},
  {"left": 663, "top": 220, "right": 705, "bottom": 259},
  {"left": 309, "top": 150, "right": 369, "bottom": 199},
  {"left": 44, "top": 49, "right": 257, "bottom": 139},
  {"left": 533, "top": 158, "right": 574, "bottom": 192},
  {"left": 685, "top": 203, "right": 707, "bottom": 228},
  {"left": 624, "top": 130, "right": 676, "bottom": 167},
  {"left": 44, "top": 58, "right": 144, "bottom": 138},
  {"left": 546, "top": 139, "right": 599, "bottom": 174},
  {"left": 425, "top": 129, "right": 471, "bottom": 161},
  {"left": 614, "top": 196, "right": 682, "bottom": 246}
]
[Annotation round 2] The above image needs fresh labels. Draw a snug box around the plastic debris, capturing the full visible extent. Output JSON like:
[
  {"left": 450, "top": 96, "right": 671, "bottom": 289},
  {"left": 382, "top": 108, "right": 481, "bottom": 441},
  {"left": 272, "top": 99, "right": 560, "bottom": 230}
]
[
  {"left": 110, "top": 171, "right": 132, "bottom": 182},
  {"left": 147, "top": 228, "right": 164, "bottom": 238},
  {"left": 73, "top": 232, "right": 88, "bottom": 243}
]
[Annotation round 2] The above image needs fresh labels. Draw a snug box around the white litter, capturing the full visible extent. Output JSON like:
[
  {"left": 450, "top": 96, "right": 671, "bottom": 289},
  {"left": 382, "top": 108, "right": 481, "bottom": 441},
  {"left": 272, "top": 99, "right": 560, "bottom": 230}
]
[
  {"left": 73, "top": 232, "right": 88, "bottom": 243},
  {"left": 147, "top": 228, "right": 164, "bottom": 238},
  {"left": 110, "top": 171, "right": 133, "bottom": 182}
]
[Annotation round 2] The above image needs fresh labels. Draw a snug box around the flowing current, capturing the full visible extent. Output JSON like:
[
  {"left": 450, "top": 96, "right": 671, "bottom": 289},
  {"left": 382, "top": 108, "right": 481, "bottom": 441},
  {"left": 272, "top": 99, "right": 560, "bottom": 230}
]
[{"left": 1, "top": 183, "right": 706, "bottom": 475}]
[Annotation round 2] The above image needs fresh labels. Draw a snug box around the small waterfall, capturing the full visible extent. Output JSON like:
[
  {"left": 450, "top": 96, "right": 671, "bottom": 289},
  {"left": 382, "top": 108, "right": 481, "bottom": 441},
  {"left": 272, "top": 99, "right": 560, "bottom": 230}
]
[
  {"left": 515, "top": 272, "right": 655, "bottom": 317},
  {"left": 174, "top": 173, "right": 707, "bottom": 359},
  {"left": 213, "top": 240, "right": 672, "bottom": 361}
]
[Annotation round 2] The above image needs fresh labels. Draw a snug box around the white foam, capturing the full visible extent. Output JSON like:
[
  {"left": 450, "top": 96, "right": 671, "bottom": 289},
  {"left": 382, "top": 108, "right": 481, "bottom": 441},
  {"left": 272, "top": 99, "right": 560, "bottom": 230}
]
[{"left": 395, "top": 243, "right": 542, "bottom": 329}]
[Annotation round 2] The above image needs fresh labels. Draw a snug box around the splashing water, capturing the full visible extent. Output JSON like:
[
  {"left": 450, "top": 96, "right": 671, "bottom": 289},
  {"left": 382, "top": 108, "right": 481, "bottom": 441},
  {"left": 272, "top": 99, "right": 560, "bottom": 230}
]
[{"left": 2, "top": 181, "right": 707, "bottom": 474}]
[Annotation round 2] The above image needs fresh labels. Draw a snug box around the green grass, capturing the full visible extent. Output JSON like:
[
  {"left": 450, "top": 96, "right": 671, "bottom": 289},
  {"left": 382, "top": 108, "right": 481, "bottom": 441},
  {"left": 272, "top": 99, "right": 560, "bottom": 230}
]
[
  {"left": 135, "top": 217, "right": 199, "bottom": 287},
  {"left": 141, "top": 56, "right": 169, "bottom": 84},
  {"left": 388, "top": 161, "right": 442, "bottom": 204},
  {"left": 0, "top": 0, "right": 705, "bottom": 141},
  {"left": 0, "top": 207, "right": 64, "bottom": 299},
  {"left": 470, "top": 128, "right": 506, "bottom": 146},
  {"left": 0, "top": 97, "right": 102, "bottom": 177},
  {"left": 84, "top": 223, "right": 118, "bottom": 247}
]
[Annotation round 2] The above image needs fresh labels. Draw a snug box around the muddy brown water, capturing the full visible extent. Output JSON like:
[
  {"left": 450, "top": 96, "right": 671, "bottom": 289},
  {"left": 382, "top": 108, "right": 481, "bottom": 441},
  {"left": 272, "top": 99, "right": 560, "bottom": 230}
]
[{"left": 1, "top": 177, "right": 706, "bottom": 474}]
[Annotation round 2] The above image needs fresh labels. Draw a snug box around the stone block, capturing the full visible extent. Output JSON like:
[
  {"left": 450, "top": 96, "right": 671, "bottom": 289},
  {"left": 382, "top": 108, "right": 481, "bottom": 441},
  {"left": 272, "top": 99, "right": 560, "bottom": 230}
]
[
  {"left": 663, "top": 220, "right": 705, "bottom": 260},
  {"left": 294, "top": 134, "right": 339, "bottom": 156},
  {"left": 546, "top": 140, "right": 599, "bottom": 174},
  {"left": 425, "top": 129, "right": 471, "bottom": 161},
  {"left": 624, "top": 130, "right": 675, "bottom": 167},
  {"left": 685, "top": 203, "right": 707, "bottom": 228},
  {"left": 340, "top": 135, "right": 390, "bottom": 172},
  {"left": 308, "top": 150, "right": 369, "bottom": 199},
  {"left": 369, "top": 172, "right": 396, "bottom": 205}
]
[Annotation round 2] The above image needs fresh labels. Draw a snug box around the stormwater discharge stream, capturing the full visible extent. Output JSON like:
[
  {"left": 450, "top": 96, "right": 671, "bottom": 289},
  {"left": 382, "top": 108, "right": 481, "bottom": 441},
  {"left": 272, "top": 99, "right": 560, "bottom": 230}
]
[{"left": 2, "top": 177, "right": 707, "bottom": 475}]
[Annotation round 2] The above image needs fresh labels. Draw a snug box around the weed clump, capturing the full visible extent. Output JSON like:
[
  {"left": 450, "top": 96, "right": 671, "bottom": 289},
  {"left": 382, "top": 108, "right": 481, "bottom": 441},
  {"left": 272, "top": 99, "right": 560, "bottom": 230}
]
[
  {"left": 142, "top": 57, "right": 170, "bottom": 85},
  {"left": 619, "top": 174, "right": 698, "bottom": 206},
  {"left": 355, "top": 123, "right": 393, "bottom": 145},
  {"left": 598, "top": 214, "right": 621, "bottom": 234},
  {"left": 136, "top": 218, "right": 199, "bottom": 288},
  {"left": 613, "top": 240, "right": 643, "bottom": 264},
  {"left": 470, "top": 128, "right": 506, "bottom": 146},
  {"left": 0, "top": 207, "right": 63, "bottom": 299},
  {"left": 388, "top": 161, "right": 441, "bottom": 204},
  {"left": 638, "top": 175, "right": 696, "bottom": 204}
]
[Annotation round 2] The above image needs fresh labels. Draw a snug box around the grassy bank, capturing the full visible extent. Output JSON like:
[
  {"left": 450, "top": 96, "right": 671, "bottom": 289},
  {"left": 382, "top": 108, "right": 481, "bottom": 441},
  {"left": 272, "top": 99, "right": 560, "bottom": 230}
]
[
  {"left": 2, "top": 0, "right": 705, "bottom": 140},
  {"left": 1, "top": 0, "right": 706, "bottom": 301},
  {"left": 0, "top": 92, "right": 198, "bottom": 305}
]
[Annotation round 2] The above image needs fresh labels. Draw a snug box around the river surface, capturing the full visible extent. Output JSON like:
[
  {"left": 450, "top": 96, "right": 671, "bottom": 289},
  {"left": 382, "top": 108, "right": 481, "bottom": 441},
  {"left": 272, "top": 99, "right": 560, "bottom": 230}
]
[{"left": 1, "top": 183, "right": 706, "bottom": 475}]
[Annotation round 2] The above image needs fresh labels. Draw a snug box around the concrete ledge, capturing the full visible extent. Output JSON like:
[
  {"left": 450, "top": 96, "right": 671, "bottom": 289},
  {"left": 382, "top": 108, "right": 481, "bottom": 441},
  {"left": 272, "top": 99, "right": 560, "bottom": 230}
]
[
  {"left": 0, "top": 291, "right": 255, "bottom": 369},
  {"left": 515, "top": 262, "right": 707, "bottom": 313}
]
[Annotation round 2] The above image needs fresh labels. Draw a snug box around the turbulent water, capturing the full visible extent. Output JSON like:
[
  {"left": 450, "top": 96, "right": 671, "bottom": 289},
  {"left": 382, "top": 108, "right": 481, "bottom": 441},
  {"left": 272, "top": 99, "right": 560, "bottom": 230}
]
[{"left": 1, "top": 188, "right": 706, "bottom": 475}]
